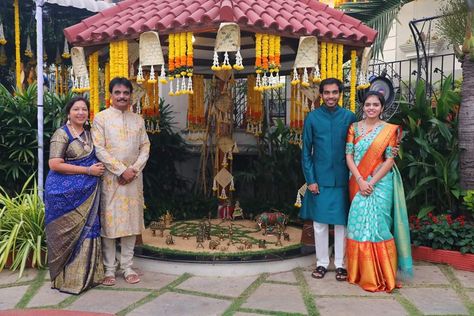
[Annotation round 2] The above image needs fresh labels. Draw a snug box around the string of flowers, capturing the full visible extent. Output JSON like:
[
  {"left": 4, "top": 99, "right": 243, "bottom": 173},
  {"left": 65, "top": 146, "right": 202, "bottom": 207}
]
[
  {"left": 332, "top": 43, "right": 338, "bottom": 81},
  {"left": 320, "top": 42, "right": 327, "bottom": 80},
  {"left": 14, "top": 0, "right": 21, "bottom": 90},
  {"left": 109, "top": 40, "right": 129, "bottom": 79},
  {"left": 246, "top": 75, "right": 263, "bottom": 136},
  {"left": 104, "top": 62, "right": 110, "bottom": 107},
  {"left": 326, "top": 42, "right": 333, "bottom": 79},
  {"left": 337, "top": 43, "right": 344, "bottom": 105},
  {"left": 88, "top": 51, "right": 99, "bottom": 120},
  {"left": 350, "top": 50, "right": 357, "bottom": 112}
]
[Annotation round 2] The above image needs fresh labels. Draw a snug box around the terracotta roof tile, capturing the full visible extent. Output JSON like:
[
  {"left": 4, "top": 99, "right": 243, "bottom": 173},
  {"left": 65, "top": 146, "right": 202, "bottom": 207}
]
[{"left": 65, "top": 0, "right": 377, "bottom": 47}]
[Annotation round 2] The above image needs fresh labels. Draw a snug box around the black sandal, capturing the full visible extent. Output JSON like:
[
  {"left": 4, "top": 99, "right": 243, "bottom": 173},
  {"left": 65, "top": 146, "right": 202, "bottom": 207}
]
[
  {"left": 311, "top": 266, "right": 327, "bottom": 279},
  {"left": 335, "top": 268, "right": 348, "bottom": 281}
]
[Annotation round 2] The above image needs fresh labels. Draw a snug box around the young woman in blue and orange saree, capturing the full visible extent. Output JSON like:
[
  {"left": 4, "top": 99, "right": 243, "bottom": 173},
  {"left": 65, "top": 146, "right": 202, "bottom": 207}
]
[
  {"left": 345, "top": 91, "right": 413, "bottom": 292},
  {"left": 44, "top": 97, "right": 105, "bottom": 294}
]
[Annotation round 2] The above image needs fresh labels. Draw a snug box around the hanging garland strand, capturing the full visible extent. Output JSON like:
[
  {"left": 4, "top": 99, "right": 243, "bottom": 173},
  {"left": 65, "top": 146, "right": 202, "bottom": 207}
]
[
  {"left": 14, "top": 0, "right": 21, "bottom": 91},
  {"left": 88, "top": 51, "right": 99, "bottom": 120},
  {"left": 350, "top": 50, "right": 357, "bottom": 113}
]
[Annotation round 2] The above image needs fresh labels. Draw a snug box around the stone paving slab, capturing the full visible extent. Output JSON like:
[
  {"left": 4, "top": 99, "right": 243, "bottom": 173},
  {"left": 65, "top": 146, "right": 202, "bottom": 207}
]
[
  {"left": 233, "top": 313, "right": 264, "bottom": 316},
  {"left": 302, "top": 270, "right": 389, "bottom": 296},
  {"left": 400, "top": 287, "right": 469, "bottom": 315},
  {"left": 127, "top": 292, "right": 232, "bottom": 316},
  {"left": 266, "top": 271, "right": 297, "bottom": 283},
  {"left": 27, "top": 282, "right": 71, "bottom": 308},
  {"left": 176, "top": 275, "right": 258, "bottom": 298},
  {"left": 242, "top": 283, "right": 306, "bottom": 314},
  {"left": 316, "top": 297, "right": 408, "bottom": 316},
  {"left": 65, "top": 289, "right": 149, "bottom": 314},
  {"left": 0, "top": 285, "right": 30, "bottom": 310},
  {"left": 113, "top": 268, "right": 178, "bottom": 290},
  {"left": 453, "top": 269, "right": 474, "bottom": 289},
  {"left": 405, "top": 266, "right": 450, "bottom": 285},
  {"left": 0, "top": 270, "right": 38, "bottom": 285}
]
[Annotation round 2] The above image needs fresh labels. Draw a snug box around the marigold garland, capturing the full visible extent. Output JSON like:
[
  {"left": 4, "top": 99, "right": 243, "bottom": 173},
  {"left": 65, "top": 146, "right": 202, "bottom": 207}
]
[
  {"left": 246, "top": 75, "right": 263, "bottom": 136},
  {"left": 350, "top": 50, "right": 357, "bottom": 113},
  {"left": 168, "top": 33, "right": 175, "bottom": 73},
  {"left": 88, "top": 51, "right": 99, "bottom": 120},
  {"left": 326, "top": 42, "right": 333, "bottom": 79},
  {"left": 14, "top": 0, "right": 21, "bottom": 90},
  {"left": 255, "top": 33, "right": 262, "bottom": 72},
  {"left": 105, "top": 62, "right": 110, "bottom": 107},
  {"left": 332, "top": 43, "right": 338, "bottom": 80},
  {"left": 320, "top": 42, "right": 327, "bottom": 80},
  {"left": 109, "top": 40, "right": 129, "bottom": 79}
]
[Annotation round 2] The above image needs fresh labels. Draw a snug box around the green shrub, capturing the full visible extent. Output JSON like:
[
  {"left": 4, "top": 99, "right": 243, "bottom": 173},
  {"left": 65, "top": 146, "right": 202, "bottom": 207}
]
[{"left": 0, "top": 176, "right": 47, "bottom": 277}]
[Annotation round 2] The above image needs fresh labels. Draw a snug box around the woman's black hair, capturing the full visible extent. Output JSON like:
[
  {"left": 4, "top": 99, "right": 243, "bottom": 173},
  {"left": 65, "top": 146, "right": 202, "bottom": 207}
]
[
  {"left": 63, "top": 96, "right": 91, "bottom": 130},
  {"left": 363, "top": 90, "right": 386, "bottom": 107}
]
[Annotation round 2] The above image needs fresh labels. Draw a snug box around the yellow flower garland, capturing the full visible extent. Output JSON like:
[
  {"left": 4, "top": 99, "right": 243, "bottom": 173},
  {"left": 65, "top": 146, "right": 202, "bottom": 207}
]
[
  {"left": 180, "top": 32, "right": 186, "bottom": 76},
  {"left": 338, "top": 44, "right": 344, "bottom": 81},
  {"left": 320, "top": 42, "right": 327, "bottom": 80},
  {"left": 255, "top": 33, "right": 262, "bottom": 74},
  {"left": 350, "top": 50, "right": 357, "bottom": 113},
  {"left": 105, "top": 62, "right": 110, "bottom": 107},
  {"left": 14, "top": 0, "right": 21, "bottom": 91},
  {"left": 326, "top": 42, "right": 333, "bottom": 79},
  {"left": 88, "top": 51, "right": 99, "bottom": 120},
  {"left": 262, "top": 34, "right": 269, "bottom": 71},
  {"left": 332, "top": 43, "right": 337, "bottom": 80},
  {"left": 109, "top": 40, "right": 128, "bottom": 79}
]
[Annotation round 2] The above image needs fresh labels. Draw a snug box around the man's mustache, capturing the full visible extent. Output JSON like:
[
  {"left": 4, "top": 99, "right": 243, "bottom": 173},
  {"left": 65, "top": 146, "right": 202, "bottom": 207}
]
[{"left": 117, "top": 98, "right": 128, "bottom": 102}]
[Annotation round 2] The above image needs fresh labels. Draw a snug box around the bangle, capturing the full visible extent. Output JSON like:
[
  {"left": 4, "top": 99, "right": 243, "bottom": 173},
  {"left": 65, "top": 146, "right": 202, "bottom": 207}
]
[
  {"left": 356, "top": 176, "right": 363, "bottom": 182},
  {"left": 87, "top": 166, "right": 91, "bottom": 175}
]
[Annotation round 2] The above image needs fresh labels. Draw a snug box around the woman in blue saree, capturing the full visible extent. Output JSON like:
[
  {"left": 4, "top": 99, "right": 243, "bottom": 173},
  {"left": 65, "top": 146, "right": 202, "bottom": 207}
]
[
  {"left": 45, "top": 97, "right": 105, "bottom": 294},
  {"left": 345, "top": 91, "right": 413, "bottom": 292}
]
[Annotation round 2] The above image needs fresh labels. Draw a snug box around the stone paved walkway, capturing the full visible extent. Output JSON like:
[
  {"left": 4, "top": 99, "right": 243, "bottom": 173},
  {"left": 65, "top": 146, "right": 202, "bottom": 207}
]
[{"left": 0, "top": 261, "right": 473, "bottom": 316}]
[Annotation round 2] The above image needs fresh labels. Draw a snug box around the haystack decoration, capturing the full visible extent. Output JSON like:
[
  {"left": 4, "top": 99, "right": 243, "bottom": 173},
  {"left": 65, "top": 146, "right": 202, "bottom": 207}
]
[
  {"left": 70, "top": 47, "right": 90, "bottom": 93},
  {"left": 212, "top": 23, "right": 243, "bottom": 71}
]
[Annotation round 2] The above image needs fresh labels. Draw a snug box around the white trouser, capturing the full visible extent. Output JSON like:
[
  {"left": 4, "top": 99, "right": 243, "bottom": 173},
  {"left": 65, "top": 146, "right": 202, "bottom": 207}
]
[
  {"left": 102, "top": 235, "right": 137, "bottom": 277},
  {"left": 313, "top": 221, "right": 346, "bottom": 269}
]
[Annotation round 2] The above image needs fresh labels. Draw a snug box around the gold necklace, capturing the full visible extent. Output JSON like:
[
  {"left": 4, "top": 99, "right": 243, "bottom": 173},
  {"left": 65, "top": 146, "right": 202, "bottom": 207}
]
[
  {"left": 360, "top": 120, "right": 381, "bottom": 137},
  {"left": 68, "top": 123, "right": 91, "bottom": 151}
]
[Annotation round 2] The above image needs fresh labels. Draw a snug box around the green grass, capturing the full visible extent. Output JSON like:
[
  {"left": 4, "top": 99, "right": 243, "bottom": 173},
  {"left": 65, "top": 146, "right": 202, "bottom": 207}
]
[
  {"left": 222, "top": 273, "right": 268, "bottom": 316},
  {"left": 115, "top": 273, "right": 192, "bottom": 316},
  {"left": 14, "top": 269, "right": 47, "bottom": 308},
  {"left": 294, "top": 268, "right": 319, "bottom": 316}
]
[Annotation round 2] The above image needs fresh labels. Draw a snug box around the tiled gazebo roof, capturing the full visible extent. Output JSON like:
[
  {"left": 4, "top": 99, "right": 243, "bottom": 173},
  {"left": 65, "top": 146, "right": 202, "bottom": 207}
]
[{"left": 64, "top": 0, "right": 377, "bottom": 47}]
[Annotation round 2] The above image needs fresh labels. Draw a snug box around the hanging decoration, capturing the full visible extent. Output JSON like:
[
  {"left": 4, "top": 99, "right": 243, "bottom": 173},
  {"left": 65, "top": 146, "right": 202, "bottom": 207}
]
[
  {"left": 70, "top": 47, "right": 90, "bottom": 93},
  {"left": 25, "top": 35, "right": 33, "bottom": 58},
  {"left": 104, "top": 62, "right": 110, "bottom": 107},
  {"left": 14, "top": 0, "right": 21, "bottom": 90},
  {"left": 212, "top": 137, "right": 238, "bottom": 200},
  {"left": 246, "top": 75, "right": 263, "bottom": 136},
  {"left": 140, "top": 76, "right": 160, "bottom": 134},
  {"left": 186, "top": 75, "right": 205, "bottom": 140},
  {"left": 137, "top": 31, "right": 166, "bottom": 92},
  {"left": 254, "top": 33, "right": 282, "bottom": 91},
  {"left": 212, "top": 23, "right": 243, "bottom": 72},
  {"left": 289, "top": 82, "right": 305, "bottom": 146},
  {"left": 0, "top": 19, "right": 6, "bottom": 45},
  {"left": 167, "top": 32, "right": 193, "bottom": 95},
  {"left": 350, "top": 50, "right": 357, "bottom": 112},
  {"left": 357, "top": 46, "right": 372, "bottom": 90},
  {"left": 109, "top": 40, "right": 129, "bottom": 79},
  {"left": 88, "top": 51, "right": 100, "bottom": 120},
  {"left": 62, "top": 38, "right": 71, "bottom": 59},
  {"left": 292, "top": 36, "right": 319, "bottom": 88}
]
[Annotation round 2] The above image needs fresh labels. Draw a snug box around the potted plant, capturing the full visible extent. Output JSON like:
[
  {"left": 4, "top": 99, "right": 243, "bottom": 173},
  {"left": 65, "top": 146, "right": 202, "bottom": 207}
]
[
  {"left": 410, "top": 213, "right": 474, "bottom": 271},
  {"left": 0, "top": 176, "right": 47, "bottom": 278}
]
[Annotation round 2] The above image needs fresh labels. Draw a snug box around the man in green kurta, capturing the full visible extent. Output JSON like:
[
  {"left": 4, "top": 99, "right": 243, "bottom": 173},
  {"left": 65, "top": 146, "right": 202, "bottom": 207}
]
[{"left": 299, "top": 78, "right": 356, "bottom": 280}]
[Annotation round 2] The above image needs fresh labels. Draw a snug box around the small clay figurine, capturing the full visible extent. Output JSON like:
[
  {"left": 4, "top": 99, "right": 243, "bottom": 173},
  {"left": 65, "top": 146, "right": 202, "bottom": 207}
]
[
  {"left": 283, "top": 232, "right": 290, "bottom": 241},
  {"left": 165, "top": 234, "right": 174, "bottom": 245},
  {"left": 244, "top": 240, "right": 253, "bottom": 249},
  {"left": 209, "top": 239, "right": 220, "bottom": 250},
  {"left": 232, "top": 201, "right": 244, "bottom": 220},
  {"left": 161, "top": 210, "right": 174, "bottom": 226},
  {"left": 149, "top": 221, "right": 160, "bottom": 236},
  {"left": 258, "top": 239, "right": 266, "bottom": 249}
]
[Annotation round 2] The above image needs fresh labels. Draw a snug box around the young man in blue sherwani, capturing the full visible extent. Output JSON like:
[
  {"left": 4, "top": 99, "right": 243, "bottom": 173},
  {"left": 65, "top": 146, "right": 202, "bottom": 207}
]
[{"left": 299, "top": 78, "right": 357, "bottom": 281}]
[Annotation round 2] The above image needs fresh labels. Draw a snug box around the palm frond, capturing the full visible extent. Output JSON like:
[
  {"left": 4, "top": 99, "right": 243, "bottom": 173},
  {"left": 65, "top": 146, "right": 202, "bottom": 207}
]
[{"left": 341, "top": 0, "right": 414, "bottom": 58}]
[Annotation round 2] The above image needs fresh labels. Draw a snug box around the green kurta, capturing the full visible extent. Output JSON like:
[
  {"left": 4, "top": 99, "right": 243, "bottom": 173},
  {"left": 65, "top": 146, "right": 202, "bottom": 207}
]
[{"left": 299, "top": 105, "right": 356, "bottom": 225}]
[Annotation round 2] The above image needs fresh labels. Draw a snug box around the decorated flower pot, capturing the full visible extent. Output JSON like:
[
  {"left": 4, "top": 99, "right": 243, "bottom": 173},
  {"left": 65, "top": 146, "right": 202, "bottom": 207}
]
[{"left": 411, "top": 245, "right": 474, "bottom": 272}]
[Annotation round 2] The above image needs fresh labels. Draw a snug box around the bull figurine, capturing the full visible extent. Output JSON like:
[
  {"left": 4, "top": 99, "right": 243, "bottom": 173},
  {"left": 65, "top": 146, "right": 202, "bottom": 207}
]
[{"left": 255, "top": 210, "right": 288, "bottom": 235}]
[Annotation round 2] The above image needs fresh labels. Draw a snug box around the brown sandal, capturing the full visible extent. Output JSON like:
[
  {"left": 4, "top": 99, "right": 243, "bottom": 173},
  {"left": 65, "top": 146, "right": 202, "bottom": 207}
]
[
  {"left": 335, "top": 268, "right": 348, "bottom": 281},
  {"left": 311, "top": 266, "right": 327, "bottom": 279},
  {"left": 102, "top": 276, "right": 116, "bottom": 286}
]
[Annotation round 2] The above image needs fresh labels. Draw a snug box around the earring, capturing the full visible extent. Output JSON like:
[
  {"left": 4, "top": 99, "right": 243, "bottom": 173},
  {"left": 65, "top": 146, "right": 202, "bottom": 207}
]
[
  {"left": 67, "top": 117, "right": 71, "bottom": 125},
  {"left": 362, "top": 112, "right": 367, "bottom": 119},
  {"left": 379, "top": 113, "right": 384, "bottom": 120}
]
